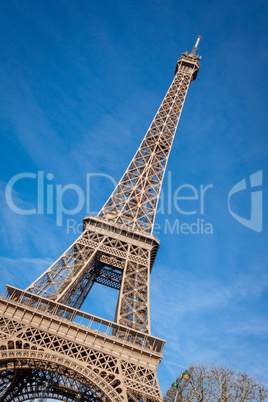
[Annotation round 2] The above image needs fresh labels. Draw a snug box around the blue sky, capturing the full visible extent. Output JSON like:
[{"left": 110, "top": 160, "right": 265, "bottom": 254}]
[{"left": 0, "top": 0, "right": 267, "bottom": 396}]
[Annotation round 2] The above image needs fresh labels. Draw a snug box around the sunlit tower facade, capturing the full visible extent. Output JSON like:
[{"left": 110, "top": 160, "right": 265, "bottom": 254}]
[{"left": 0, "top": 38, "right": 201, "bottom": 401}]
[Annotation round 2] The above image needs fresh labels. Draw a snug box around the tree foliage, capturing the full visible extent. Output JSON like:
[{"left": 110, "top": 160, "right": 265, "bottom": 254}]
[{"left": 164, "top": 363, "right": 268, "bottom": 402}]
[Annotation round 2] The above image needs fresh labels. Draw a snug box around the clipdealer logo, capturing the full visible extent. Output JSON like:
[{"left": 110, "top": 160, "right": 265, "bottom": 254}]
[
  {"left": 228, "top": 170, "right": 263, "bottom": 233},
  {"left": 4, "top": 170, "right": 263, "bottom": 234}
]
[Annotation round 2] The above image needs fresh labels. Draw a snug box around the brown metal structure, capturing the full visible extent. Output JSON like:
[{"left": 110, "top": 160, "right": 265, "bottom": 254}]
[{"left": 0, "top": 38, "right": 201, "bottom": 401}]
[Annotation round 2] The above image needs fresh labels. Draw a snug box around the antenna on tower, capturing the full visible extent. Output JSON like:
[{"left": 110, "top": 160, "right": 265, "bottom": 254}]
[{"left": 190, "top": 35, "right": 202, "bottom": 56}]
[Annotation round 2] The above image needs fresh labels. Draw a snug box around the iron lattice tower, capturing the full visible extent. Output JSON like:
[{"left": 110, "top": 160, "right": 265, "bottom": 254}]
[{"left": 0, "top": 38, "right": 201, "bottom": 402}]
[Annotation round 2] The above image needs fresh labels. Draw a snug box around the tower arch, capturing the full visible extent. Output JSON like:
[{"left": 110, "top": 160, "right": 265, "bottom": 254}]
[{"left": 0, "top": 350, "right": 125, "bottom": 402}]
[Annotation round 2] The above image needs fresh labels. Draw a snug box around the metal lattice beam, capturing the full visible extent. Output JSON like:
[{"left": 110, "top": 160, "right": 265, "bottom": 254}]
[
  {"left": 0, "top": 368, "right": 107, "bottom": 402},
  {"left": 98, "top": 45, "right": 201, "bottom": 234}
]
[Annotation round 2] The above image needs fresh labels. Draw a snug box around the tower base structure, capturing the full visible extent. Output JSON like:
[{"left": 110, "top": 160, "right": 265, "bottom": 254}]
[{"left": 0, "top": 285, "right": 164, "bottom": 401}]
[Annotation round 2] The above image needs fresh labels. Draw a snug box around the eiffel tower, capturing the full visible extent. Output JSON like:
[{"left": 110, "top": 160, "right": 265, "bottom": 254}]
[{"left": 0, "top": 38, "right": 201, "bottom": 402}]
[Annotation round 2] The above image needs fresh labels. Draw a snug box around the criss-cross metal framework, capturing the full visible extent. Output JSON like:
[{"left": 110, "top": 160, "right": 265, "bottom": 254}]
[{"left": 0, "top": 38, "right": 201, "bottom": 401}]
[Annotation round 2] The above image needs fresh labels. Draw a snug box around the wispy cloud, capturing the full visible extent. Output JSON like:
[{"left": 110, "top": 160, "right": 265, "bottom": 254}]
[
  {"left": 150, "top": 261, "right": 268, "bottom": 389},
  {"left": 0, "top": 256, "right": 54, "bottom": 293}
]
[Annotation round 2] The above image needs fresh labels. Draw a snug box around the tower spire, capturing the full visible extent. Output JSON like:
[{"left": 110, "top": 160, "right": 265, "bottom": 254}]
[
  {"left": 190, "top": 35, "right": 202, "bottom": 56},
  {"left": 98, "top": 39, "right": 201, "bottom": 234}
]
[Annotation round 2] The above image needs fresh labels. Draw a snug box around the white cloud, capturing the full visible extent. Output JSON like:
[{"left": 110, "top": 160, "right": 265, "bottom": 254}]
[{"left": 0, "top": 256, "right": 54, "bottom": 293}]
